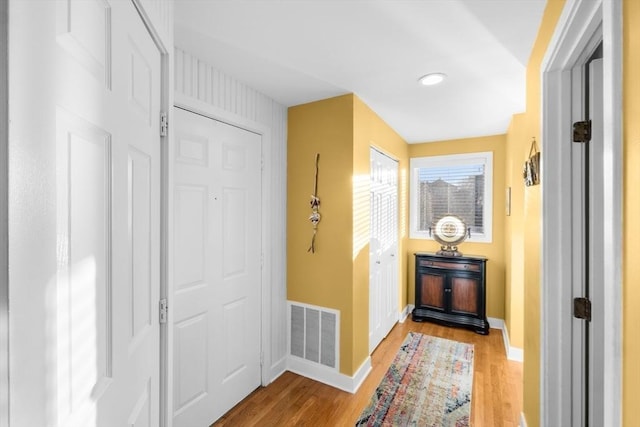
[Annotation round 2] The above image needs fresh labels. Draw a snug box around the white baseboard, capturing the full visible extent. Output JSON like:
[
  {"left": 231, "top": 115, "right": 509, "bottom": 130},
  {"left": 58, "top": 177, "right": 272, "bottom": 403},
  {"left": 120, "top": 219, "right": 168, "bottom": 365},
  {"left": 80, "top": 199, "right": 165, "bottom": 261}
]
[
  {"left": 286, "top": 355, "right": 372, "bottom": 394},
  {"left": 505, "top": 331, "right": 524, "bottom": 362},
  {"left": 519, "top": 412, "right": 527, "bottom": 427},
  {"left": 487, "top": 316, "right": 504, "bottom": 330},
  {"left": 399, "top": 304, "right": 414, "bottom": 323},
  {"left": 268, "top": 356, "right": 287, "bottom": 385},
  {"left": 488, "top": 317, "right": 523, "bottom": 362}
]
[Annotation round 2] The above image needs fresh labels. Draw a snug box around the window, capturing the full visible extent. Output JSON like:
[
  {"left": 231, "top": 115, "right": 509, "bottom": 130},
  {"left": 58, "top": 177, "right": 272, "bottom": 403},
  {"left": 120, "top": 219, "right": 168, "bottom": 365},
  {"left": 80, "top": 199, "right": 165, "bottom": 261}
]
[{"left": 409, "top": 152, "right": 493, "bottom": 242}]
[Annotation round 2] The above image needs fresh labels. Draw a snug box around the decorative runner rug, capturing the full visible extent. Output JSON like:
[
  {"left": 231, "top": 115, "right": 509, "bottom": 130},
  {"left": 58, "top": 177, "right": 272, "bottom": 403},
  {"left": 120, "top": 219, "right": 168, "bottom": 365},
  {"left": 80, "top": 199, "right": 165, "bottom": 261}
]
[{"left": 355, "top": 332, "right": 474, "bottom": 427}]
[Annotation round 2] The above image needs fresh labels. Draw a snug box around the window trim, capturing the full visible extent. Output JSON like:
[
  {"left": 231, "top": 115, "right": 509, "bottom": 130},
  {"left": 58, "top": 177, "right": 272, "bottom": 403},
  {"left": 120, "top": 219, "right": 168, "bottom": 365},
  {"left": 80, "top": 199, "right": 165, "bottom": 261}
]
[{"left": 409, "top": 151, "right": 493, "bottom": 243}]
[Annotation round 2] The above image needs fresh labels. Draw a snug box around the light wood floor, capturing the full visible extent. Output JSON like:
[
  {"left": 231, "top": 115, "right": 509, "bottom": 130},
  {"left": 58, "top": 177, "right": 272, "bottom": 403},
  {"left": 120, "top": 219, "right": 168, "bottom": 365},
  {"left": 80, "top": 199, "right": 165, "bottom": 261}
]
[{"left": 212, "top": 319, "right": 523, "bottom": 427}]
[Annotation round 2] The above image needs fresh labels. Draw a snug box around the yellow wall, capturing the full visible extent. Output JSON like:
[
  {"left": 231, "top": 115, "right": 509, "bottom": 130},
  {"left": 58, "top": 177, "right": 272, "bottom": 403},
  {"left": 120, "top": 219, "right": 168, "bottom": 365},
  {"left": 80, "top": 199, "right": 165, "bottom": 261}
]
[
  {"left": 623, "top": 0, "right": 640, "bottom": 424},
  {"left": 406, "top": 135, "right": 506, "bottom": 320},
  {"left": 288, "top": 95, "right": 356, "bottom": 373},
  {"left": 288, "top": 94, "right": 408, "bottom": 376},
  {"left": 504, "top": 114, "right": 526, "bottom": 349}
]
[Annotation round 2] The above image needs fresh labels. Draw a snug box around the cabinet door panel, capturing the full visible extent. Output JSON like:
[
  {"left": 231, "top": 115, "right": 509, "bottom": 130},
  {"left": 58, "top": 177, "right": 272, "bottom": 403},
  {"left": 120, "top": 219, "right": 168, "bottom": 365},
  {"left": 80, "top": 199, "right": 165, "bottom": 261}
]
[
  {"left": 451, "top": 276, "right": 479, "bottom": 314},
  {"left": 420, "top": 273, "right": 445, "bottom": 310}
]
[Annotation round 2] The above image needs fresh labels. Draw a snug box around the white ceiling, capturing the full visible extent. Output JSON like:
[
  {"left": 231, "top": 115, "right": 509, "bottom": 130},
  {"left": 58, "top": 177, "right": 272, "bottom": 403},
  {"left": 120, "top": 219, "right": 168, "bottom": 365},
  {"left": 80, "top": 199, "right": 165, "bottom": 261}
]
[{"left": 174, "top": 0, "right": 547, "bottom": 143}]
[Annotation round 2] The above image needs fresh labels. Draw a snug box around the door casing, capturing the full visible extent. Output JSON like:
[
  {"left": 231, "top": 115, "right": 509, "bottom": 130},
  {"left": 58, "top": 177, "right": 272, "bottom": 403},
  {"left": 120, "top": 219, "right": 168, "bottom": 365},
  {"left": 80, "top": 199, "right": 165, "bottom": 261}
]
[
  {"left": 129, "top": 3, "right": 173, "bottom": 426},
  {"left": 569, "top": 52, "right": 605, "bottom": 427},
  {"left": 540, "top": 0, "right": 622, "bottom": 425},
  {"left": 0, "top": 1, "right": 7, "bottom": 426}
]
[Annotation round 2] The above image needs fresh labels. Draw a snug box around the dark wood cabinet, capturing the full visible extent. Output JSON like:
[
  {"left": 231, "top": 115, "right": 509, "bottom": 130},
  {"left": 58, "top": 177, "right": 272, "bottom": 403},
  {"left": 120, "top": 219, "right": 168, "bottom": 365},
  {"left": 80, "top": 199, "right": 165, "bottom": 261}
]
[{"left": 412, "top": 252, "right": 489, "bottom": 334}]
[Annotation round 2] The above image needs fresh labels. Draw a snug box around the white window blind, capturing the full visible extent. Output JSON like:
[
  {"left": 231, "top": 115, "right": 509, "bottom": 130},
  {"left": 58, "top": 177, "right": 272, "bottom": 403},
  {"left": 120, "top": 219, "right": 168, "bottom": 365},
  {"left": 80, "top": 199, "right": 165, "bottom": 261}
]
[{"left": 410, "top": 152, "right": 493, "bottom": 242}]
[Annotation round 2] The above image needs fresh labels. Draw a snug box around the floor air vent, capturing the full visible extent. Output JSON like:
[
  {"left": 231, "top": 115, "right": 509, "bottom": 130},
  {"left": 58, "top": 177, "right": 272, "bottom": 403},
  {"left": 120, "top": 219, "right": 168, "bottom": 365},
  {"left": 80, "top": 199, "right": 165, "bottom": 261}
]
[{"left": 288, "top": 302, "right": 339, "bottom": 370}]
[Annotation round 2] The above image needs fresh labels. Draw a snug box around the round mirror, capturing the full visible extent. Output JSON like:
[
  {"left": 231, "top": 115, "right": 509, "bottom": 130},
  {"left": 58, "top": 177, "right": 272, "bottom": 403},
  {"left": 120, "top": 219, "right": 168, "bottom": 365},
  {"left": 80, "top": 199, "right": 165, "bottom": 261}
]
[{"left": 432, "top": 215, "right": 469, "bottom": 257}]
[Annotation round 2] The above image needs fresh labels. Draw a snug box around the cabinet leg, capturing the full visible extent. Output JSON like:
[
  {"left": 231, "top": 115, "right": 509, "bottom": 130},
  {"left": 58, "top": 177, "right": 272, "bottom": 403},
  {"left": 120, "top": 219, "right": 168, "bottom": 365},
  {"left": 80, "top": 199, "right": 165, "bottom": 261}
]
[{"left": 475, "top": 325, "right": 490, "bottom": 335}]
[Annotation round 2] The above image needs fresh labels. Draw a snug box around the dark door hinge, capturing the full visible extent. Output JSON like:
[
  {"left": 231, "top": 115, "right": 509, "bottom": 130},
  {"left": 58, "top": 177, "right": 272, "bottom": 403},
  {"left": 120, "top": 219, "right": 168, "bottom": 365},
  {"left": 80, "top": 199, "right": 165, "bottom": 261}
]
[
  {"left": 573, "top": 120, "right": 591, "bottom": 143},
  {"left": 160, "top": 112, "right": 168, "bottom": 137},
  {"left": 573, "top": 297, "right": 591, "bottom": 321},
  {"left": 159, "top": 298, "right": 168, "bottom": 324}
]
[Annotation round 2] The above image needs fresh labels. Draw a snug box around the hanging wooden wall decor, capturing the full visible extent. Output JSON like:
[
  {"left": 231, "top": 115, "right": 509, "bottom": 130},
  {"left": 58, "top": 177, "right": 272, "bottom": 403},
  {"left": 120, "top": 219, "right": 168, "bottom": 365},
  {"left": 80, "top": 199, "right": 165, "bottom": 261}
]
[
  {"left": 308, "top": 153, "right": 321, "bottom": 253},
  {"left": 523, "top": 137, "right": 540, "bottom": 186}
]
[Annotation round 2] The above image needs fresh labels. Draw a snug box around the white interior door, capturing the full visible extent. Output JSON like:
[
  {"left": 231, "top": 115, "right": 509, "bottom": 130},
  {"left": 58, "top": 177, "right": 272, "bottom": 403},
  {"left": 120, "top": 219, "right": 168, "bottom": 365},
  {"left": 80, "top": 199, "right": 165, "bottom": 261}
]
[
  {"left": 172, "top": 107, "right": 262, "bottom": 426},
  {"left": 57, "top": 3, "right": 162, "bottom": 426},
  {"left": 10, "top": 1, "right": 162, "bottom": 425},
  {"left": 369, "top": 148, "right": 399, "bottom": 353}
]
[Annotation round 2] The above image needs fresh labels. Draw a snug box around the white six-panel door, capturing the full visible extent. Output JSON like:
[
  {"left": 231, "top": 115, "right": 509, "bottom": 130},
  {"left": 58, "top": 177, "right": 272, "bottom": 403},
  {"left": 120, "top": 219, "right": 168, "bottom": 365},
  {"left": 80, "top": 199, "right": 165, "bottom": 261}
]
[
  {"left": 369, "top": 148, "right": 399, "bottom": 353},
  {"left": 57, "top": 2, "right": 162, "bottom": 426},
  {"left": 172, "top": 107, "right": 262, "bottom": 426}
]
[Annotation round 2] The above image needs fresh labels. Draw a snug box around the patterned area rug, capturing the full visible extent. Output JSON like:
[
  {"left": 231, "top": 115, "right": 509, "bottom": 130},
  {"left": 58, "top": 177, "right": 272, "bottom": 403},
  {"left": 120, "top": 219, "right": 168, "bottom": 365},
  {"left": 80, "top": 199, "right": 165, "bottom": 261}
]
[{"left": 355, "top": 332, "right": 474, "bottom": 427}]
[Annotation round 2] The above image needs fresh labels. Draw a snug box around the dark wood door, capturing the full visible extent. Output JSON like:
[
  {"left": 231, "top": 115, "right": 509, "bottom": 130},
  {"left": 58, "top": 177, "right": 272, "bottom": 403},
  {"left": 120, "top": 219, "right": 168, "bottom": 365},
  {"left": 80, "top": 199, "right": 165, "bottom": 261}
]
[
  {"left": 419, "top": 272, "right": 446, "bottom": 311},
  {"left": 450, "top": 275, "right": 479, "bottom": 315}
]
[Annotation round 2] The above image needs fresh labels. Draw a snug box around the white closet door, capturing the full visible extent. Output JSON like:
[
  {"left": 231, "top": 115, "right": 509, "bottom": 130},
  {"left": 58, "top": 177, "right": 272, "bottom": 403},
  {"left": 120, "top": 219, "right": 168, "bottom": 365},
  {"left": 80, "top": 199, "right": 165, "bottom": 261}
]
[
  {"left": 172, "top": 107, "right": 262, "bottom": 426},
  {"left": 369, "top": 148, "right": 399, "bottom": 353}
]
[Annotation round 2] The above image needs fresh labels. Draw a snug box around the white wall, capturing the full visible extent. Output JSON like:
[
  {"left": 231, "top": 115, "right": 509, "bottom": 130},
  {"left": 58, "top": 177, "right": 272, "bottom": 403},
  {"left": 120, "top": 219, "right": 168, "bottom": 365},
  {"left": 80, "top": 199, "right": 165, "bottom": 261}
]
[{"left": 173, "top": 47, "right": 288, "bottom": 381}]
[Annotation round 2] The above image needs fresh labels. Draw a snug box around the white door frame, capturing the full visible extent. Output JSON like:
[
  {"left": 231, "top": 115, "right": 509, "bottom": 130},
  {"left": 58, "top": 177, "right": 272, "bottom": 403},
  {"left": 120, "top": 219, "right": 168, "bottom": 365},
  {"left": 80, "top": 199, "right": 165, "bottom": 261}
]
[
  {"left": 128, "top": 2, "right": 173, "bottom": 425},
  {"left": 0, "top": 1, "right": 8, "bottom": 426},
  {"left": 170, "top": 93, "right": 273, "bottom": 409},
  {"left": 540, "top": 0, "right": 622, "bottom": 425}
]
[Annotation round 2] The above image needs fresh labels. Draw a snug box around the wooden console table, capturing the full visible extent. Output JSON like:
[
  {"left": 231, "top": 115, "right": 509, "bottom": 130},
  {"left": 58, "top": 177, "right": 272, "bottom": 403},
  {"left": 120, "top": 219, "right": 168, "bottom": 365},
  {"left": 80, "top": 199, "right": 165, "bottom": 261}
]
[{"left": 412, "top": 252, "right": 489, "bottom": 335}]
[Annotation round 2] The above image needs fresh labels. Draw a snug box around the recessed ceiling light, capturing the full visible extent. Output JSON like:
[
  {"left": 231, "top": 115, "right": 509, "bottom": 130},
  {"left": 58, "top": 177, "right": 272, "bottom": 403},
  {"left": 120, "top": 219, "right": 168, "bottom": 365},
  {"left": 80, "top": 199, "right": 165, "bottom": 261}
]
[{"left": 418, "top": 73, "right": 446, "bottom": 86}]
